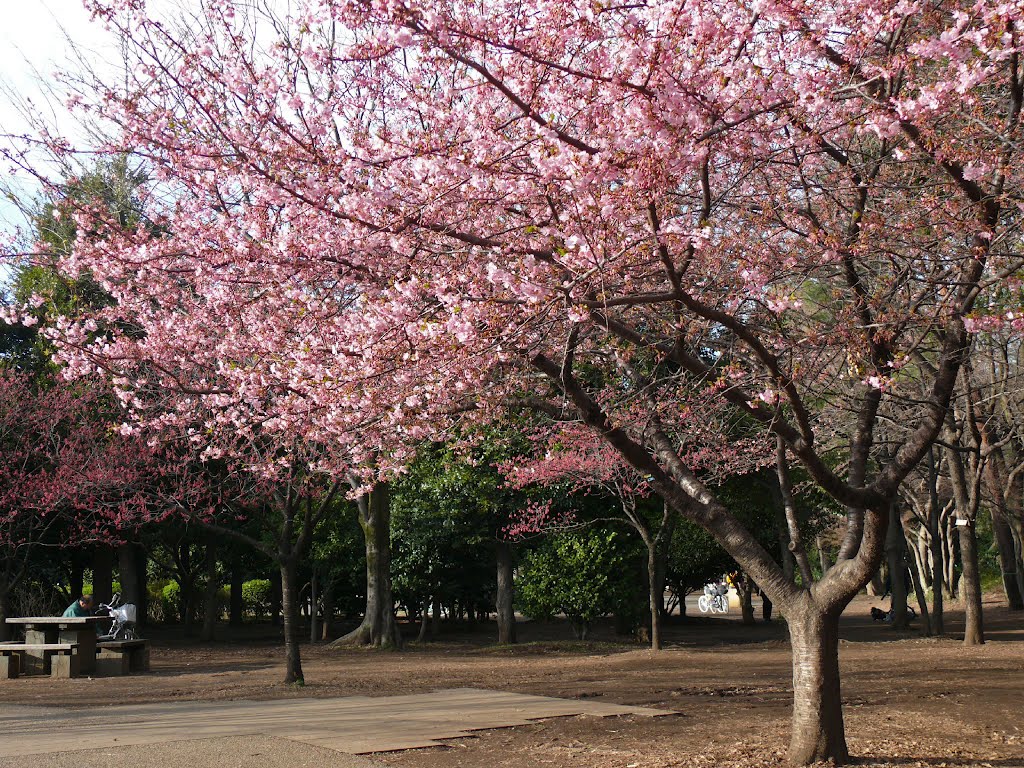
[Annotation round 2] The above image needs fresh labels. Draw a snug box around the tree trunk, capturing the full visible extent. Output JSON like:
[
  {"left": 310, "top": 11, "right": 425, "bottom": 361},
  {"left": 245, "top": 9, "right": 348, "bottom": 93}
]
[
  {"left": 885, "top": 504, "right": 910, "bottom": 630},
  {"left": 787, "top": 607, "right": 849, "bottom": 766},
  {"left": 309, "top": 570, "right": 319, "bottom": 644},
  {"left": 417, "top": 597, "right": 430, "bottom": 642},
  {"left": 989, "top": 506, "right": 1023, "bottom": 610},
  {"left": 957, "top": 518, "right": 985, "bottom": 645},
  {"left": 321, "top": 578, "right": 334, "bottom": 641},
  {"left": 332, "top": 483, "right": 401, "bottom": 648},
  {"left": 0, "top": 584, "right": 11, "bottom": 642},
  {"left": 431, "top": 595, "right": 441, "bottom": 638},
  {"left": 201, "top": 540, "right": 219, "bottom": 642},
  {"left": 229, "top": 559, "right": 243, "bottom": 628},
  {"left": 816, "top": 536, "right": 832, "bottom": 575},
  {"left": 739, "top": 577, "right": 756, "bottom": 626},
  {"left": 92, "top": 546, "right": 114, "bottom": 606},
  {"left": 496, "top": 540, "right": 517, "bottom": 645},
  {"left": 117, "top": 543, "right": 141, "bottom": 607},
  {"left": 980, "top": 424, "right": 1024, "bottom": 610},
  {"left": 280, "top": 557, "right": 304, "bottom": 683}
]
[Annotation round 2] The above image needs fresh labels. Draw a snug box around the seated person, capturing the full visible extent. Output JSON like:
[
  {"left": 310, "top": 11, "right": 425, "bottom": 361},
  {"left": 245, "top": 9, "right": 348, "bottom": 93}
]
[{"left": 62, "top": 594, "right": 95, "bottom": 618}]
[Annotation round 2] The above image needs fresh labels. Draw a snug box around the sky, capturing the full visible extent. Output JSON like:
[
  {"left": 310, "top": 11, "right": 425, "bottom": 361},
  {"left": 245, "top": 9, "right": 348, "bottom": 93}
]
[{"left": 0, "top": 0, "right": 121, "bottom": 236}]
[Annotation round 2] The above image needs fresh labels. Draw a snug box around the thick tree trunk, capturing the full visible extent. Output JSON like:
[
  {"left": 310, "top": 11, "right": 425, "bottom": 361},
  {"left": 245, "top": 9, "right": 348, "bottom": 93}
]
[
  {"left": 957, "top": 518, "right": 985, "bottom": 645},
  {"left": 117, "top": 543, "right": 142, "bottom": 608},
  {"left": 201, "top": 540, "right": 219, "bottom": 642},
  {"left": 496, "top": 540, "right": 517, "bottom": 645},
  {"left": 92, "top": 546, "right": 114, "bottom": 606},
  {"left": 787, "top": 607, "right": 848, "bottom": 766},
  {"left": 333, "top": 483, "right": 401, "bottom": 648},
  {"left": 280, "top": 557, "right": 304, "bottom": 683}
]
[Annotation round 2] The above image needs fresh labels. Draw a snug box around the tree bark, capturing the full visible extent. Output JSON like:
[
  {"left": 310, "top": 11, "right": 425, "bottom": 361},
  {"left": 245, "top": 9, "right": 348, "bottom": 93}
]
[
  {"left": 739, "top": 576, "right": 756, "bottom": 626},
  {"left": 229, "top": 558, "right": 243, "bottom": 628},
  {"left": 320, "top": 578, "right": 334, "bottom": 641},
  {"left": 496, "top": 540, "right": 517, "bottom": 645},
  {"left": 787, "top": 606, "right": 848, "bottom": 766},
  {"left": 884, "top": 503, "right": 910, "bottom": 630},
  {"left": 309, "top": 569, "right": 319, "bottom": 644},
  {"left": 332, "top": 483, "right": 401, "bottom": 648},
  {"left": 957, "top": 518, "right": 985, "bottom": 645},
  {"left": 280, "top": 557, "right": 304, "bottom": 683},
  {"left": 0, "top": 583, "right": 11, "bottom": 642},
  {"left": 816, "top": 536, "right": 832, "bottom": 575},
  {"left": 117, "top": 543, "right": 142, "bottom": 607},
  {"left": 70, "top": 551, "right": 84, "bottom": 603},
  {"left": 417, "top": 597, "right": 430, "bottom": 642},
  {"left": 201, "top": 539, "right": 219, "bottom": 642},
  {"left": 92, "top": 546, "right": 114, "bottom": 606}
]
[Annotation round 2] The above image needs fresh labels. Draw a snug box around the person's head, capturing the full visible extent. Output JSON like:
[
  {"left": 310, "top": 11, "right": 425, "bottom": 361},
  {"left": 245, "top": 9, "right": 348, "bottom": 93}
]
[{"left": 79, "top": 595, "right": 94, "bottom": 609}]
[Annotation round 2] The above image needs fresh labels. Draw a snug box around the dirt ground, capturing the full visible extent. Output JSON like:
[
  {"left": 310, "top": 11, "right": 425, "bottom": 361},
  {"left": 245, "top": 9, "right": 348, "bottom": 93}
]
[{"left": 2, "top": 593, "right": 1022, "bottom": 768}]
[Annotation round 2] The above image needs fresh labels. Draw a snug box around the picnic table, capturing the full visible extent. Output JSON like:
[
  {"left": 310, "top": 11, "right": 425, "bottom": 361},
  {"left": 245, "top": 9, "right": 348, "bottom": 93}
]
[{"left": 5, "top": 616, "right": 105, "bottom": 675}]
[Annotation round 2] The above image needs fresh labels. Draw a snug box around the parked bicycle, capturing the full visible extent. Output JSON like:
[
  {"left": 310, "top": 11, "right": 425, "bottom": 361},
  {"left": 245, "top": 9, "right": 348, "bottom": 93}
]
[
  {"left": 96, "top": 593, "right": 139, "bottom": 641},
  {"left": 697, "top": 582, "right": 730, "bottom": 614}
]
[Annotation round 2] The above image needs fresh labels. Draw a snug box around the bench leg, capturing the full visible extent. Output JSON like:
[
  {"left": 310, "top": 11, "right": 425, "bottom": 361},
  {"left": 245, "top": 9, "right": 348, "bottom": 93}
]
[
  {"left": 130, "top": 645, "right": 150, "bottom": 672},
  {"left": 50, "top": 650, "right": 80, "bottom": 680},
  {"left": 96, "top": 650, "right": 130, "bottom": 676},
  {"left": 0, "top": 653, "right": 19, "bottom": 680}
]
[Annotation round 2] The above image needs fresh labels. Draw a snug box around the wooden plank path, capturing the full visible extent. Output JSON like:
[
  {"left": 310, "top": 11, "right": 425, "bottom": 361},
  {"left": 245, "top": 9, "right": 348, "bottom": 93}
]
[{"left": 0, "top": 688, "right": 669, "bottom": 757}]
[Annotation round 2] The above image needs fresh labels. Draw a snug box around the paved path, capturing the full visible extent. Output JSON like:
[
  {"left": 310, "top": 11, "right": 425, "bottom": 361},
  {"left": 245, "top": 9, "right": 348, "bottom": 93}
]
[{"left": 0, "top": 688, "right": 667, "bottom": 760}]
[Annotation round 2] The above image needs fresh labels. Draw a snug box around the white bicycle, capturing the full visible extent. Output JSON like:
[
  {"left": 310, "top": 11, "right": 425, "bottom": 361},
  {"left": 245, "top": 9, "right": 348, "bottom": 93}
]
[
  {"left": 97, "top": 593, "right": 139, "bottom": 641},
  {"left": 697, "top": 583, "right": 730, "bottom": 614}
]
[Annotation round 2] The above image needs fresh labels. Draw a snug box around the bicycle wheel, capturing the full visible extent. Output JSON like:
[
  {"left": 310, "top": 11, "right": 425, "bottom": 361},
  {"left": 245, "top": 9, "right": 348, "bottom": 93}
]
[{"left": 697, "top": 595, "right": 711, "bottom": 613}]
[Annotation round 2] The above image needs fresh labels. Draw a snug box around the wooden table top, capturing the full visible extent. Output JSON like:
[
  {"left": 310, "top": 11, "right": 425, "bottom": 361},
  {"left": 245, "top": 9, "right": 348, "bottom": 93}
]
[{"left": 5, "top": 617, "right": 105, "bottom": 625}]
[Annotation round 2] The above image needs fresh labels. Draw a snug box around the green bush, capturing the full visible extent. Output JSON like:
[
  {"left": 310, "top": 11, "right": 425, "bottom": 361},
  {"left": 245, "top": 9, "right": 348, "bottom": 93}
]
[
  {"left": 517, "top": 529, "right": 634, "bottom": 640},
  {"left": 242, "top": 579, "right": 272, "bottom": 620}
]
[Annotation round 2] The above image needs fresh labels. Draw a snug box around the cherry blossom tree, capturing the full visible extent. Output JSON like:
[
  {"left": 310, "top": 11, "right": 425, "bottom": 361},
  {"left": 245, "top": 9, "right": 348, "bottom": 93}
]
[{"left": 14, "top": 0, "right": 1024, "bottom": 763}]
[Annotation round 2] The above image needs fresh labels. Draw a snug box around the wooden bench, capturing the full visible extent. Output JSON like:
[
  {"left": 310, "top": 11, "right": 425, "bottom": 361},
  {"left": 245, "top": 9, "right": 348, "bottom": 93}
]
[
  {"left": 96, "top": 639, "right": 150, "bottom": 675},
  {"left": 0, "top": 643, "right": 79, "bottom": 679}
]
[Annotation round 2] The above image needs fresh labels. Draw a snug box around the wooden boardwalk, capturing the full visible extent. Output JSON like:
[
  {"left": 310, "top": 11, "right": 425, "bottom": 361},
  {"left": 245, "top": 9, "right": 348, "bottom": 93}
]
[{"left": 0, "top": 688, "right": 668, "bottom": 757}]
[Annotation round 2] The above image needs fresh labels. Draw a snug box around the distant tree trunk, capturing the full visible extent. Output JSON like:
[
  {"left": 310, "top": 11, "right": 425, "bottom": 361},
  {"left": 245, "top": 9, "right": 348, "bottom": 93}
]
[
  {"left": 431, "top": 595, "right": 441, "bottom": 638},
  {"left": 787, "top": 603, "right": 848, "bottom": 766},
  {"left": 229, "top": 559, "right": 243, "bottom": 628},
  {"left": 320, "top": 578, "right": 334, "bottom": 641},
  {"left": 739, "top": 576, "right": 756, "bottom": 626},
  {"left": 979, "top": 417, "right": 1024, "bottom": 610},
  {"left": 958, "top": 518, "right": 985, "bottom": 645},
  {"left": 885, "top": 504, "right": 910, "bottom": 630},
  {"left": 333, "top": 483, "right": 401, "bottom": 648},
  {"left": 417, "top": 597, "right": 430, "bottom": 642},
  {"left": 92, "top": 546, "right": 114, "bottom": 606},
  {"left": 816, "top": 536, "right": 832, "bottom": 575},
  {"left": 496, "top": 540, "right": 516, "bottom": 645},
  {"left": 280, "top": 557, "right": 304, "bottom": 683},
  {"left": 201, "top": 539, "right": 219, "bottom": 641},
  {"left": 309, "top": 569, "right": 319, "bottom": 644},
  {"left": 135, "top": 548, "right": 148, "bottom": 628}
]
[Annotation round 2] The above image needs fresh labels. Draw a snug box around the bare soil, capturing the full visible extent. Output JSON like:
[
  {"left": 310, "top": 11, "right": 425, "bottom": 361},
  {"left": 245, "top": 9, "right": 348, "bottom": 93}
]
[{"left": 3, "top": 594, "right": 1022, "bottom": 767}]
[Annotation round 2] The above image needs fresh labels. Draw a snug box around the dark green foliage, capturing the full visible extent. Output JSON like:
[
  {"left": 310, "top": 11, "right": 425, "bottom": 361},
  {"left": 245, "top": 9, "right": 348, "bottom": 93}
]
[{"left": 517, "top": 528, "right": 638, "bottom": 639}]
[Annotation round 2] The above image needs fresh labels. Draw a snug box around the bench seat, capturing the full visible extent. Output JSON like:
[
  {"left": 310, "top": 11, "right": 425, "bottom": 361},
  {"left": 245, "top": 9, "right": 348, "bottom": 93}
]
[
  {"left": 0, "top": 643, "right": 79, "bottom": 679},
  {"left": 96, "top": 639, "right": 150, "bottom": 675}
]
